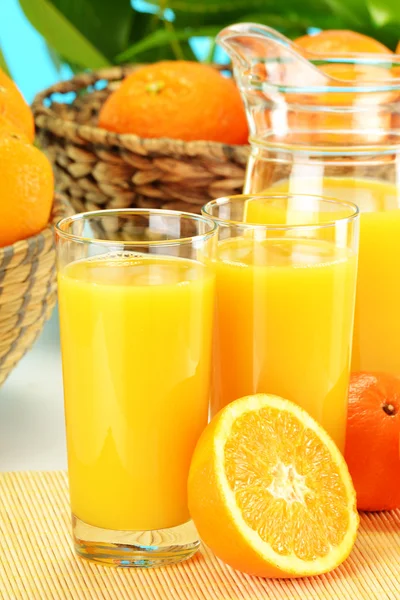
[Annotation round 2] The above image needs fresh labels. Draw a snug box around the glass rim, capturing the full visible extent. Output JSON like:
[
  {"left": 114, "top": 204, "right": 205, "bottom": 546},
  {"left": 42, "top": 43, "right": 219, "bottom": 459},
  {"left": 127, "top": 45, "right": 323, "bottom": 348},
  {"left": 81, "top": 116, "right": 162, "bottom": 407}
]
[
  {"left": 202, "top": 194, "right": 360, "bottom": 230},
  {"left": 55, "top": 208, "right": 218, "bottom": 247}
]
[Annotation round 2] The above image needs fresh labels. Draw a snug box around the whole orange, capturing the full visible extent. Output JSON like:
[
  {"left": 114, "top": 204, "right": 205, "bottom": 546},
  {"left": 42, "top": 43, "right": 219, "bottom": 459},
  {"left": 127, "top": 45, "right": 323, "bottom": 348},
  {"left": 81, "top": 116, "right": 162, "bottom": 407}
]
[
  {"left": 0, "top": 68, "right": 35, "bottom": 142},
  {"left": 0, "top": 131, "right": 54, "bottom": 247},
  {"left": 295, "top": 30, "right": 392, "bottom": 55},
  {"left": 0, "top": 114, "right": 30, "bottom": 140},
  {"left": 98, "top": 61, "right": 248, "bottom": 144},
  {"left": 291, "top": 32, "right": 394, "bottom": 144},
  {"left": 344, "top": 372, "right": 400, "bottom": 511}
]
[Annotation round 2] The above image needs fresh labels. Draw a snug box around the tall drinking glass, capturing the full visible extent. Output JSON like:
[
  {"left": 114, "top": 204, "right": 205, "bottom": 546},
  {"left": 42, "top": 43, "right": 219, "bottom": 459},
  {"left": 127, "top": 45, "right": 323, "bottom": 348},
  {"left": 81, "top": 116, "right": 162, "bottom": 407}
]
[
  {"left": 203, "top": 194, "right": 359, "bottom": 452},
  {"left": 55, "top": 209, "right": 217, "bottom": 567}
]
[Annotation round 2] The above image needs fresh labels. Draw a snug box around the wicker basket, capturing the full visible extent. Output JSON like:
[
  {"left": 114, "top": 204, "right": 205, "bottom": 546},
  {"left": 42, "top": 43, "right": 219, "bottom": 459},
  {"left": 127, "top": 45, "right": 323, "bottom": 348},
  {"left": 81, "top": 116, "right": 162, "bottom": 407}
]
[
  {"left": 0, "top": 194, "right": 71, "bottom": 386},
  {"left": 31, "top": 66, "right": 250, "bottom": 225}
]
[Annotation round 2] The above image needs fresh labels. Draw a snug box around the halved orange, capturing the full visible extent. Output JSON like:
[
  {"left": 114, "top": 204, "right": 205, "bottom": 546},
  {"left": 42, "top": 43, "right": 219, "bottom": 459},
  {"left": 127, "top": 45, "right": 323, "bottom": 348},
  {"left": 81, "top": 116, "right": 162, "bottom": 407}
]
[{"left": 188, "top": 394, "right": 359, "bottom": 578}]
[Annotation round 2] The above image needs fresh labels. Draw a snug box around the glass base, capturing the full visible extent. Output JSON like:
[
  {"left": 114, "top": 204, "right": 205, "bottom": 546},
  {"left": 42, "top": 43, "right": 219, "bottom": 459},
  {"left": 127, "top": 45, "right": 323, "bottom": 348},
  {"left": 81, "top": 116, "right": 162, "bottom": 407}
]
[{"left": 72, "top": 514, "right": 200, "bottom": 568}]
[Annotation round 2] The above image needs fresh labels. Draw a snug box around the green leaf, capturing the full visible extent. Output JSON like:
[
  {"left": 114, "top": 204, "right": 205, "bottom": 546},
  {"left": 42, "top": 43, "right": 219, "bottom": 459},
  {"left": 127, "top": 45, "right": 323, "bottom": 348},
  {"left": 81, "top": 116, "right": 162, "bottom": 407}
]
[
  {"left": 18, "top": 0, "right": 400, "bottom": 74},
  {"left": 371, "top": 22, "right": 400, "bottom": 50},
  {"left": 18, "top": 0, "right": 111, "bottom": 69},
  {"left": 50, "top": 0, "right": 133, "bottom": 60},
  {"left": 147, "top": 0, "right": 268, "bottom": 14},
  {"left": 154, "top": 0, "right": 279, "bottom": 27},
  {"left": 366, "top": 0, "right": 400, "bottom": 27},
  {"left": 130, "top": 41, "right": 197, "bottom": 63},
  {"left": 240, "top": 11, "right": 347, "bottom": 38},
  {"left": 322, "top": 0, "right": 372, "bottom": 28},
  {"left": 127, "top": 8, "right": 159, "bottom": 44},
  {"left": 117, "top": 25, "right": 220, "bottom": 63},
  {"left": 0, "top": 47, "right": 11, "bottom": 77}
]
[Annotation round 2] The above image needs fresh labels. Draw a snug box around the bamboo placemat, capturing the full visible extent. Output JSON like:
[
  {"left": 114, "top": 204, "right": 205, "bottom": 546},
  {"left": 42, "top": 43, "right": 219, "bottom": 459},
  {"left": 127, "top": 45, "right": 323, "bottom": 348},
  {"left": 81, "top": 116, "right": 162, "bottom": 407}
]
[{"left": 0, "top": 472, "right": 399, "bottom": 600}]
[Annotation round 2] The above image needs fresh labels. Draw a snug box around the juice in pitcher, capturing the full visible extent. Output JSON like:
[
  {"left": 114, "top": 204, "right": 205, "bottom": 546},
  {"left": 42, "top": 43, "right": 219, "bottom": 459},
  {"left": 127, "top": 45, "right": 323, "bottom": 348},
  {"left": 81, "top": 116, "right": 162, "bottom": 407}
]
[
  {"left": 217, "top": 21, "right": 400, "bottom": 380},
  {"left": 250, "top": 177, "right": 400, "bottom": 374}
]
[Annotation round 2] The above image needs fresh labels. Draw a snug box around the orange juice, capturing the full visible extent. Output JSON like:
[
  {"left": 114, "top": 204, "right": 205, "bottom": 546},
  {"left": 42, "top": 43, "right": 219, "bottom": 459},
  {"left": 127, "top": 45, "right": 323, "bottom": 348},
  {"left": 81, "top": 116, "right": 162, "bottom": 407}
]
[
  {"left": 214, "top": 237, "right": 357, "bottom": 451},
  {"left": 58, "top": 254, "right": 215, "bottom": 532},
  {"left": 255, "top": 178, "right": 400, "bottom": 374}
]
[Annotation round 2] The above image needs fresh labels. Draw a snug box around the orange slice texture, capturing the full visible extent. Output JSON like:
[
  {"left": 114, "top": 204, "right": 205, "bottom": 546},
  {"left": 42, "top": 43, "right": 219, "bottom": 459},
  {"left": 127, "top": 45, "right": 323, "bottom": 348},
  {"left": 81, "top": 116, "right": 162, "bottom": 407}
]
[{"left": 188, "top": 394, "right": 359, "bottom": 578}]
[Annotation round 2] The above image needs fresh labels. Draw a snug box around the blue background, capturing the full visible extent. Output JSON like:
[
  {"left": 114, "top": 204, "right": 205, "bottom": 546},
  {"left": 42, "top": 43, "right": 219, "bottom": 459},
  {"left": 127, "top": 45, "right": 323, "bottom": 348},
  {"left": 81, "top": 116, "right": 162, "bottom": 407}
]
[{"left": 0, "top": 0, "right": 73, "bottom": 103}]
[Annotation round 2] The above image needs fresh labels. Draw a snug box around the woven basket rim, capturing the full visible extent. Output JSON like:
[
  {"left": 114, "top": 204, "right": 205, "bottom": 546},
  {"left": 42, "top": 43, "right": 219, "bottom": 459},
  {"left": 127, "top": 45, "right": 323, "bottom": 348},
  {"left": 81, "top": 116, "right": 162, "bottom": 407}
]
[
  {"left": 0, "top": 193, "right": 69, "bottom": 260},
  {"left": 31, "top": 65, "right": 249, "bottom": 162}
]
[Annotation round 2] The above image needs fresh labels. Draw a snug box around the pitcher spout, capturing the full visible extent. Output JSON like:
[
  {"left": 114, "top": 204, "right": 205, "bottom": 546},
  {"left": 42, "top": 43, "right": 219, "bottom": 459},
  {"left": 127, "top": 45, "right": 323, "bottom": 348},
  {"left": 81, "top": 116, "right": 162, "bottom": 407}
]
[
  {"left": 217, "top": 23, "right": 327, "bottom": 140},
  {"left": 217, "top": 22, "right": 400, "bottom": 146},
  {"left": 216, "top": 22, "right": 323, "bottom": 89},
  {"left": 217, "top": 23, "right": 294, "bottom": 67}
]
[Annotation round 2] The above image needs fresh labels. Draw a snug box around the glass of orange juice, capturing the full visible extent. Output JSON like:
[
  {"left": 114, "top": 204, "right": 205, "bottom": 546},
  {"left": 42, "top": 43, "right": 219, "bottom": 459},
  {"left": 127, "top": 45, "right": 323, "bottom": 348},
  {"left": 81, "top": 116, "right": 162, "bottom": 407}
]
[
  {"left": 203, "top": 194, "right": 359, "bottom": 452},
  {"left": 55, "top": 209, "right": 217, "bottom": 567}
]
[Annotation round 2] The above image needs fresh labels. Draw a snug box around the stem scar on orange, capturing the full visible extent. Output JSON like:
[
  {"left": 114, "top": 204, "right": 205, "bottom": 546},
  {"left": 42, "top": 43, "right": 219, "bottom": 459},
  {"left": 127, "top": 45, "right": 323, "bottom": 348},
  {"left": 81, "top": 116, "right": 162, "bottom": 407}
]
[
  {"left": 188, "top": 394, "right": 359, "bottom": 578},
  {"left": 98, "top": 61, "right": 248, "bottom": 145},
  {"left": 345, "top": 372, "right": 400, "bottom": 511}
]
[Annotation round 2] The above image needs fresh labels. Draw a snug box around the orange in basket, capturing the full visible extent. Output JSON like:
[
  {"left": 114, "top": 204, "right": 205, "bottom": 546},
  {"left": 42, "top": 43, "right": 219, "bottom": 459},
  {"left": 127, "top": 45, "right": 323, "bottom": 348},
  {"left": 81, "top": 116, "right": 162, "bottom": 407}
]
[
  {"left": 0, "top": 68, "right": 35, "bottom": 142},
  {"left": 0, "top": 130, "right": 54, "bottom": 246},
  {"left": 295, "top": 30, "right": 392, "bottom": 55},
  {"left": 287, "top": 31, "right": 395, "bottom": 145},
  {"left": 98, "top": 61, "right": 248, "bottom": 144}
]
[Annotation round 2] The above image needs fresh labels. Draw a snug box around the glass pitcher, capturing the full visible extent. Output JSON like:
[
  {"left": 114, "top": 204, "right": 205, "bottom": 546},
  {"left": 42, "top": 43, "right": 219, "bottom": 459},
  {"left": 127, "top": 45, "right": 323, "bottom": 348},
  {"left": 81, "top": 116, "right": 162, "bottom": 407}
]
[{"left": 218, "top": 22, "right": 400, "bottom": 377}]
